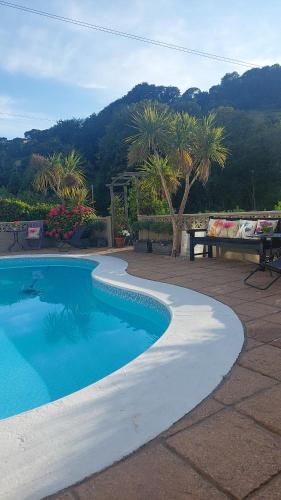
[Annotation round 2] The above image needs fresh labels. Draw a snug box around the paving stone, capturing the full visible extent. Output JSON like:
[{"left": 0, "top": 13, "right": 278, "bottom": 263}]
[
  {"left": 47, "top": 491, "right": 76, "bottom": 500},
  {"left": 163, "top": 398, "right": 224, "bottom": 436},
  {"left": 245, "top": 338, "right": 263, "bottom": 350},
  {"left": 266, "top": 311, "right": 281, "bottom": 324},
  {"left": 74, "top": 444, "right": 227, "bottom": 500},
  {"left": 271, "top": 337, "right": 281, "bottom": 349},
  {"left": 236, "top": 384, "right": 281, "bottom": 434},
  {"left": 212, "top": 294, "right": 245, "bottom": 306},
  {"left": 239, "top": 345, "right": 281, "bottom": 380},
  {"left": 246, "top": 318, "right": 281, "bottom": 342},
  {"left": 214, "top": 365, "right": 277, "bottom": 405},
  {"left": 248, "top": 473, "right": 281, "bottom": 499},
  {"left": 167, "top": 409, "right": 281, "bottom": 498},
  {"left": 258, "top": 293, "right": 281, "bottom": 308},
  {"left": 234, "top": 302, "right": 280, "bottom": 319}
]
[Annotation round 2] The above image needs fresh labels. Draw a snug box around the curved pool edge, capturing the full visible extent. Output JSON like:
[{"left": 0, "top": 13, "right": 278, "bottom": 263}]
[{"left": 0, "top": 253, "right": 244, "bottom": 500}]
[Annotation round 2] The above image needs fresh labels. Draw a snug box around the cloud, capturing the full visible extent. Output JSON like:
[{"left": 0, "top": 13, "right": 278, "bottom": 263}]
[
  {"left": 0, "top": 0, "right": 280, "bottom": 138},
  {"left": 1, "top": 0, "right": 278, "bottom": 95}
]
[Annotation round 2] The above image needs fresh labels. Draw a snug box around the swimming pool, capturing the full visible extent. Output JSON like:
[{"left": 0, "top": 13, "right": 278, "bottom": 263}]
[
  {"left": 0, "top": 254, "right": 244, "bottom": 500},
  {"left": 0, "top": 257, "right": 170, "bottom": 419}
]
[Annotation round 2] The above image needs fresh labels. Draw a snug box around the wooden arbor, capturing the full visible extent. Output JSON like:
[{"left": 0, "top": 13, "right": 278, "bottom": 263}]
[{"left": 107, "top": 171, "right": 146, "bottom": 243}]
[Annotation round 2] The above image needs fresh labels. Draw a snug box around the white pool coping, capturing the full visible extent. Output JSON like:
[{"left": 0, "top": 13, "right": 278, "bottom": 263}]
[{"left": 0, "top": 254, "right": 244, "bottom": 500}]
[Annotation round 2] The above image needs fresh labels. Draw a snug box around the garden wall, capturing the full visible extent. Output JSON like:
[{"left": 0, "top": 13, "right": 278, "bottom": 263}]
[
  {"left": 138, "top": 211, "right": 281, "bottom": 262},
  {"left": 0, "top": 217, "right": 112, "bottom": 253}
]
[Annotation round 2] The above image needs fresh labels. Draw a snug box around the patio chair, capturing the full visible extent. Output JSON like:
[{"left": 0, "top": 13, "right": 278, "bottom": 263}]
[
  {"left": 244, "top": 254, "right": 281, "bottom": 290},
  {"left": 25, "top": 221, "right": 44, "bottom": 250}
]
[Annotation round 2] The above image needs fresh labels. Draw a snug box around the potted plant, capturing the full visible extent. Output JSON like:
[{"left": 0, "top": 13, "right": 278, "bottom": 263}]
[
  {"left": 150, "top": 222, "right": 173, "bottom": 255},
  {"left": 115, "top": 229, "right": 130, "bottom": 248},
  {"left": 132, "top": 220, "right": 152, "bottom": 253}
]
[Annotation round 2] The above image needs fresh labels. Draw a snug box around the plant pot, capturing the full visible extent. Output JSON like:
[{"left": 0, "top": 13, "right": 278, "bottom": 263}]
[
  {"left": 115, "top": 236, "right": 125, "bottom": 248},
  {"left": 133, "top": 239, "right": 152, "bottom": 253},
  {"left": 152, "top": 240, "right": 173, "bottom": 255}
]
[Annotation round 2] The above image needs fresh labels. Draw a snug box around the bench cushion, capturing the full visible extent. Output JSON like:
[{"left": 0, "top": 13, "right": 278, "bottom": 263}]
[
  {"left": 207, "top": 218, "right": 226, "bottom": 237},
  {"left": 236, "top": 219, "right": 257, "bottom": 239},
  {"left": 219, "top": 220, "right": 240, "bottom": 238},
  {"left": 255, "top": 219, "right": 278, "bottom": 235}
]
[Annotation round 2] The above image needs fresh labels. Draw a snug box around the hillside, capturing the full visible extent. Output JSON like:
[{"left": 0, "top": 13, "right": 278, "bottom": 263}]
[{"left": 0, "top": 64, "right": 281, "bottom": 214}]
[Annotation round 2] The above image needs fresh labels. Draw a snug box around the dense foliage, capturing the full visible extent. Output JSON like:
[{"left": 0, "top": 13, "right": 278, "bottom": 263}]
[
  {"left": 0, "top": 198, "right": 53, "bottom": 221},
  {"left": 1, "top": 64, "right": 281, "bottom": 214},
  {"left": 45, "top": 204, "right": 96, "bottom": 240}
]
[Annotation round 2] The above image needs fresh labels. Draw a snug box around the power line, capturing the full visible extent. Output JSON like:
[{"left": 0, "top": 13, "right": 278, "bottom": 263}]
[
  {"left": 0, "top": 111, "right": 56, "bottom": 122},
  {"left": 0, "top": 1, "right": 258, "bottom": 69}
]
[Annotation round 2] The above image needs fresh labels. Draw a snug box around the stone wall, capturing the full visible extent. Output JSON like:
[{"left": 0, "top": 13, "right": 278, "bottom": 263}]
[
  {"left": 0, "top": 217, "right": 112, "bottom": 253},
  {"left": 138, "top": 211, "right": 281, "bottom": 262}
]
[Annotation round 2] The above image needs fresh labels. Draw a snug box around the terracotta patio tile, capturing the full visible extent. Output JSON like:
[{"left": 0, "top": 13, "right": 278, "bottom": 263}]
[
  {"left": 236, "top": 384, "right": 281, "bottom": 434},
  {"left": 234, "top": 302, "right": 280, "bottom": 319},
  {"left": 74, "top": 444, "right": 227, "bottom": 500},
  {"left": 271, "top": 337, "right": 281, "bottom": 349},
  {"left": 239, "top": 345, "right": 281, "bottom": 380},
  {"left": 48, "top": 491, "right": 76, "bottom": 499},
  {"left": 214, "top": 365, "right": 277, "bottom": 405},
  {"left": 163, "top": 398, "right": 224, "bottom": 436},
  {"left": 167, "top": 409, "right": 281, "bottom": 498},
  {"left": 266, "top": 311, "right": 281, "bottom": 324},
  {"left": 212, "top": 293, "right": 245, "bottom": 306},
  {"left": 231, "top": 287, "right": 281, "bottom": 300},
  {"left": 248, "top": 473, "right": 281, "bottom": 499},
  {"left": 257, "top": 293, "right": 281, "bottom": 308},
  {"left": 245, "top": 319, "right": 281, "bottom": 342},
  {"left": 245, "top": 338, "right": 263, "bottom": 350}
]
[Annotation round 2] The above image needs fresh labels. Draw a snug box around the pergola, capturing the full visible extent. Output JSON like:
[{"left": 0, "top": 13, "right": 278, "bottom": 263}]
[{"left": 106, "top": 171, "right": 147, "bottom": 241}]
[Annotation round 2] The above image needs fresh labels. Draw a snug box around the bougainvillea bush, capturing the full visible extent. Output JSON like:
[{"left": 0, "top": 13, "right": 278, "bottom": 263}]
[{"left": 45, "top": 204, "right": 96, "bottom": 240}]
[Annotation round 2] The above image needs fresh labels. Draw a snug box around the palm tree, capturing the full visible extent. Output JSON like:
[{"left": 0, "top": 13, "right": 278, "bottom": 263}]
[
  {"left": 127, "top": 105, "right": 228, "bottom": 256},
  {"left": 139, "top": 155, "right": 180, "bottom": 201},
  {"left": 32, "top": 150, "right": 87, "bottom": 205}
]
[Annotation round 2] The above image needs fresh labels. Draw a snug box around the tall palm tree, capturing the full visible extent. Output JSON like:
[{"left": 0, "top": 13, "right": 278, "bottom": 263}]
[
  {"left": 169, "top": 112, "right": 228, "bottom": 253},
  {"left": 139, "top": 155, "right": 180, "bottom": 200},
  {"left": 32, "top": 150, "right": 87, "bottom": 205},
  {"left": 127, "top": 105, "right": 228, "bottom": 256}
]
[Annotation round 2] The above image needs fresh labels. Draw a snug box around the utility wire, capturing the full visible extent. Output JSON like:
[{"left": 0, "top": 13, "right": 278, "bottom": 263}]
[
  {"left": 0, "top": 1, "right": 258, "bottom": 69},
  {"left": 0, "top": 111, "right": 56, "bottom": 122}
]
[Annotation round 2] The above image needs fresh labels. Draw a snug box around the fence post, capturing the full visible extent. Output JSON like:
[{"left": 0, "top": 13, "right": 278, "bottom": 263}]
[{"left": 106, "top": 216, "right": 113, "bottom": 247}]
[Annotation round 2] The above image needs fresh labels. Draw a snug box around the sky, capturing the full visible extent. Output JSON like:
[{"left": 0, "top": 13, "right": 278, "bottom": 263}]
[{"left": 0, "top": 0, "right": 280, "bottom": 138}]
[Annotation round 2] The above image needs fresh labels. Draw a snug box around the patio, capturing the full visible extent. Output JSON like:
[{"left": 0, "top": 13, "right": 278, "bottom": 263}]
[{"left": 27, "top": 249, "right": 281, "bottom": 499}]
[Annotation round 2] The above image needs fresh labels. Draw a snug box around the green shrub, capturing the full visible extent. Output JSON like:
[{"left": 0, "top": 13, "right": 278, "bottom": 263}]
[
  {"left": 0, "top": 198, "right": 53, "bottom": 222},
  {"left": 274, "top": 201, "right": 281, "bottom": 210}
]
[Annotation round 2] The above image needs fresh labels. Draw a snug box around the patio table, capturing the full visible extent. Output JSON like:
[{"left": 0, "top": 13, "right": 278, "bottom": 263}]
[{"left": 6, "top": 224, "right": 26, "bottom": 252}]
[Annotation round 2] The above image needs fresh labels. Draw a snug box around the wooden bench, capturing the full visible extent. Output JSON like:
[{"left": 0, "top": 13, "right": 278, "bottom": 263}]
[{"left": 188, "top": 217, "right": 281, "bottom": 262}]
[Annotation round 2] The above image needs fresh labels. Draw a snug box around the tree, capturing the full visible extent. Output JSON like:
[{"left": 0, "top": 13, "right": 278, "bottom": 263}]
[
  {"left": 32, "top": 150, "right": 88, "bottom": 205},
  {"left": 127, "top": 105, "right": 228, "bottom": 256}
]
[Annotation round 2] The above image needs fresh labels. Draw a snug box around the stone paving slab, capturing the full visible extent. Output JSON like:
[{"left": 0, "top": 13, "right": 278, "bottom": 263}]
[
  {"left": 44, "top": 250, "right": 281, "bottom": 500},
  {"left": 167, "top": 409, "right": 281, "bottom": 499},
  {"left": 236, "top": 384, "right": 281, "bottom": 434},
  {"left": 72, "top": 445, "right": 228, "bottom": 500},
  {"left": 239, "top": 344, "right": 281, "bottom": 380},
  {"left": 214, "top": 365, "right": 277, "bottom": 405}
]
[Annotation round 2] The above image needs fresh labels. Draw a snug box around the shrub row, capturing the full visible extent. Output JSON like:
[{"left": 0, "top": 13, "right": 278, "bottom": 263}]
[
  {"left": 0, "top": 198, "right": 53, "bottom": 222},
  {"left": 132, "top": 220, "right": 173, "bottom": 235}
]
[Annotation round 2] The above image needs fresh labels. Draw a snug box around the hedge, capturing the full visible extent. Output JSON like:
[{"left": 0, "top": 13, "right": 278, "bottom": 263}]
[{"left": 0, "top": 198, "right": 53, "bottom": 222}]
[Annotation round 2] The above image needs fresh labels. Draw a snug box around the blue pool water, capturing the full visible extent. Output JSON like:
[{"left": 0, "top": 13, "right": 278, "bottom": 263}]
[{"left": 0, "top": 258, "right": 169, "bottom": 419}]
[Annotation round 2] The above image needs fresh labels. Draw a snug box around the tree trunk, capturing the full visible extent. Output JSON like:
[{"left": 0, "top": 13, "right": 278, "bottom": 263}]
[{"left": 172, "top": 174, "right": 191, "bottom": 257}]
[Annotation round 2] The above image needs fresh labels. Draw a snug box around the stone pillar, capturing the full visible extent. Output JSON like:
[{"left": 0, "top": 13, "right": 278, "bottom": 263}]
[{"left": 106, "top": 216, "right": 113, "bottom": 247}]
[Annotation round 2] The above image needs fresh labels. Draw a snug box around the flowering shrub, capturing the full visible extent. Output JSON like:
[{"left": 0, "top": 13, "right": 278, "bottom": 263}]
[{"left": 45, "top": 204, "right": 96, "bottom": 240}]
